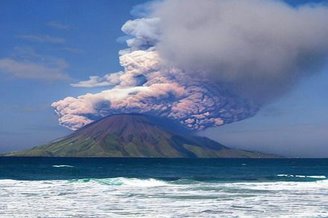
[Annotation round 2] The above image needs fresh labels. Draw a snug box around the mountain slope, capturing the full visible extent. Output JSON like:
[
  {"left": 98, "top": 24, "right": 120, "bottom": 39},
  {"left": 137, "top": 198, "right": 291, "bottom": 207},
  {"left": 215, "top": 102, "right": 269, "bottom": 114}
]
[{"left": 9, "top": 114, "right": 276, "bottom": 158}]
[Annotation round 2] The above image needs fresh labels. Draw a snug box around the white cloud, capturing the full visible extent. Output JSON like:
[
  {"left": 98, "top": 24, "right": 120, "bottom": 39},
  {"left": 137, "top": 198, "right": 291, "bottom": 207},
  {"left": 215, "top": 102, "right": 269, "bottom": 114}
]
[
  {"left": 47, "top": 21, "right": 71, "bottom": 30},
  {"left": 17, "top": 34, "right": 66, "bottom": 44},
  {"left": 0, "top": 58, "right": 69, "bottom": 81},
  {"left": 71, "top": 72, "right": 123, "bottom": 88},
  {"left": 71, "top": 48, "right": 160, "bottom": 88},
  {"left": 121, "top": 18, "right": 160, "bottom": 50}
]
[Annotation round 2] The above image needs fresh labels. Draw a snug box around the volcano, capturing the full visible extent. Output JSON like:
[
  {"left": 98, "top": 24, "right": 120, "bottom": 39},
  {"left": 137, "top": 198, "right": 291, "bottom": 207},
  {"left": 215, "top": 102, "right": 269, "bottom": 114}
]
[{"left": 11, "top": 114, "right": 275, "bottom": 158}]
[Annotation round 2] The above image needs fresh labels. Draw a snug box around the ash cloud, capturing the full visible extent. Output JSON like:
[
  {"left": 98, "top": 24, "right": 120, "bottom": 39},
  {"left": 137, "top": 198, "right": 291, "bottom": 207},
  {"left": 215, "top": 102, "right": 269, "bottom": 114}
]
[
  {"left": 55, "top": 48, "right": 257, "bottom": 130},
  {"left": 152, "top": 0, "right": 328, "bottom": 103},
  {"left": 53, "top": 0, "right": 328, "bottom": 131}
]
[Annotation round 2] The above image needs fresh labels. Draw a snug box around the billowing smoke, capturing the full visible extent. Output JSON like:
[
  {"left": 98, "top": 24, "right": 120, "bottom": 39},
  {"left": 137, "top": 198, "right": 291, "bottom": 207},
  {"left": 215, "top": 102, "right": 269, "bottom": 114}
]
[
  {"left": 52, "top": 0, "right": 328, "bottom": 131},
  {"left": 152, "top": 0, "right": 328, "bottom": 103},
  {"left": 53, "top": 48, "right": 257, "bottom": 130}
]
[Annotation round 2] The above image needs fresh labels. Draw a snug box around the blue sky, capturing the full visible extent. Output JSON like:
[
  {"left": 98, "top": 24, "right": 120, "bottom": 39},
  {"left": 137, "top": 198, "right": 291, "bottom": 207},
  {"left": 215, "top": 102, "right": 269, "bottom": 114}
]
[
  {"left": 0, "top": 0, "right": 327, "bottom": 157},
  {"left": 202, "top": 66, "right": 328, "bottom": 157},
  {"left": 0, "top": 0, "right": 146, "bottom": 151}
]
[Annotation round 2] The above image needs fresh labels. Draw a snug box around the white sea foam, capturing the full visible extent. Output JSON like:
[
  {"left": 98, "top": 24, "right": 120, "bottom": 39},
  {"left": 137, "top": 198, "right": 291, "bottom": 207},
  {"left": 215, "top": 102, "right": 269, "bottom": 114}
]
[
  {"left": 1, "top": 178, "right": 328, "bottom": 217},
  {"left": 52, "top": 165, "right": 74, "bottom": 168},
  {"left": 115, "top": 177, "right": 170, "bottom": 187},
  {"left": 74, "top": 177, "right": 171, "bottom": 187},
  {"left": 277, "top": 174, "right": 327, "bottom": 179}
]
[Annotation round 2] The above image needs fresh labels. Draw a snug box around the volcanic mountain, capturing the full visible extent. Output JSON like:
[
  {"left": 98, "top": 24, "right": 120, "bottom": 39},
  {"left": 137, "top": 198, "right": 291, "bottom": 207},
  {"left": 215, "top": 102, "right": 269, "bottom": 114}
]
[{"left": 10, "top": 114, "right": 275, "bottom": 158}]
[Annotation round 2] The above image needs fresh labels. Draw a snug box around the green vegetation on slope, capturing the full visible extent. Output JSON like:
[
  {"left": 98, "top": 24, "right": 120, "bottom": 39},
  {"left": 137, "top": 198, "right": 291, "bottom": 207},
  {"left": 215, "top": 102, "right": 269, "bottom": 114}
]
[{"left": 9, "top": 114, "right": 277, "bottom": 158}]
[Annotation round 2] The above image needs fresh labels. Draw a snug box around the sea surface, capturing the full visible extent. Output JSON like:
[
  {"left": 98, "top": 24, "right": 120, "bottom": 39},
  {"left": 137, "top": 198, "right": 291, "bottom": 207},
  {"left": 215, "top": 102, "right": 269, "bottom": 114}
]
[{"left": 0, "top": 157, "right": 328, "bottom": 217}]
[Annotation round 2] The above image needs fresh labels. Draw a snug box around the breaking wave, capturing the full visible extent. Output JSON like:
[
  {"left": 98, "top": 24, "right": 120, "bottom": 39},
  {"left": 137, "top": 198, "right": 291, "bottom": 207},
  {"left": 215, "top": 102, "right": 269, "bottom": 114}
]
[
  {"left": 52, "top": 165, "right": 75, "bottom": 168},
  {"left": 1, "top": 177, "right": 328, "bottom": 217},
  {"left": 277, "top": 174, "right": 327, "bottom": 179}
]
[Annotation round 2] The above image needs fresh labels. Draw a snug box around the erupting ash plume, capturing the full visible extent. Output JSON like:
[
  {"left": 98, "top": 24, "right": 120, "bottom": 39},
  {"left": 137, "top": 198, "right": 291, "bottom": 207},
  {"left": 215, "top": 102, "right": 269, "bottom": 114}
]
[
  {"left": 53, "top": 48, "right": 257, "bottom": 130},
  {"left": 52, "top": 0, "right": 328, "bottom": 131}
]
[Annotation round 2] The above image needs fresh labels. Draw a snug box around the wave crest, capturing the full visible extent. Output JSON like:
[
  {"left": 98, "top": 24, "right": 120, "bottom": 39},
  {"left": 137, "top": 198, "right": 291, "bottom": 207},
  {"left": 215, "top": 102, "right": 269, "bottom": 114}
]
[{"left": 71, "top": 177, "right": 171, "bottom": 187}]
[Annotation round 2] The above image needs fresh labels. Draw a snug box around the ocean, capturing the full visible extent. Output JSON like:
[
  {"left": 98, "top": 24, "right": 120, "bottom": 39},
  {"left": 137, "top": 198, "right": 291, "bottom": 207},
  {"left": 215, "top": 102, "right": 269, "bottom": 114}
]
[{"left": 0, "top": 157, "right": 328, "bottom": 217}]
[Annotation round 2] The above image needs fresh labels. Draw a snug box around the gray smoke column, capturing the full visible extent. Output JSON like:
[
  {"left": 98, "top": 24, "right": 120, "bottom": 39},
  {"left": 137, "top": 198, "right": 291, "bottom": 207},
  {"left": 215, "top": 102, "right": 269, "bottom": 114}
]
[
  {"left": 52, "top": 0, "right": 328, "bottom": 131},
  {"left": 152, "top": 0, "right": 328, "bottom": 103}
]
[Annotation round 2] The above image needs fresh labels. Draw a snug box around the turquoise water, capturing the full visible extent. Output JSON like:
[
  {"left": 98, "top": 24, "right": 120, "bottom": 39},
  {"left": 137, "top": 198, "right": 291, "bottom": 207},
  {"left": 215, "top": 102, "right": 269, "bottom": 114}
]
[{"left": 1, "top": 157, "right": 328, "bottom": 217}]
